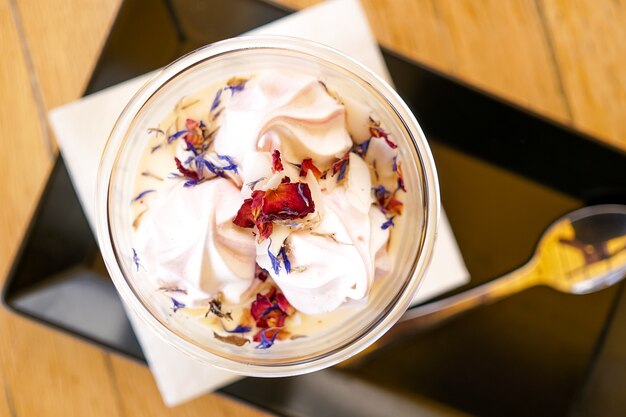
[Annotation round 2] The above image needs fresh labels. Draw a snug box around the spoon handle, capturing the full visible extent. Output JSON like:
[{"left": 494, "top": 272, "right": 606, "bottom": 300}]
[
  {"left": 343, "top": 260, "right": 542, "bottom": 367},
  {"left": 397, "top": 259, "right": 541, "bottom": 328}
]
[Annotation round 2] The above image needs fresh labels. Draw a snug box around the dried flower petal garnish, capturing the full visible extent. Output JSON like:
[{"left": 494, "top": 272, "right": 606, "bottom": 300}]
[
  {"left": 354, "top": 139, "right": 371, "bottom": 157},
  {"left": 132, "top": 209, "right": 148, "bottom": 229},
  {"left": 272, "top": 150, "right": 284, "bottom": 172},
  {"left": 205, "top": 297, "right": 233, "bottom": 320},
  {"left": 183, "top": 118, "right": 205, "bottom": 151},
  {"left": 318, "top": 80, "right": 343, "bottom": 104},
  {"left": 174, "top": 157, "right": 199, "bottom": 181},
  {"left": 259, "top": 183, "right": 315, "bottom": 222},
  {"left": 381, "top": 216, "right": 395, "bottom": 230},
  {"left": 279, "top": 245, "right": 291, "bottom": 274},
  {"left": 147, "top": 127, "right": 165, "bottom": 136},
  {"left": 257, "top": 222, "right": 274, "bottom": 240},
  {"left": 214, "top": 332, "right": 250, "bottom": 347},
  {"left": 373, "top": 185, "right": 390, "bottom": 208},
  {"left": 168, "top": 129, "right": 188, "bottom": 144},
  {"left": 250, "top": 287, "right": 294, "bottom": 345},
  {"left": 159, "top": 287, "right": 188, "bottom": 295},
  {"left": 233, "top": 199, "right": 256, "bottom": 228},
  {"left": 131, "top": 189, "right": 156, "bottom": 203},
  {"left": 255, "top": 264, "right": 270, "bottom": 282},
  {"left": 141, "top": 171, "right": 164, "bottom": 181},
  {"left": 255, "top": 328, "right": 278, "bottom": 349},
  {"left": 132, "top": 248, "right": 141, "bottom": 271},
  {"left": 210, "top": 88, "right": 222, "bottom": 112},
  {"left": 396, "top": 161, "right": 406, "bottom": 192},
  {"left": 385, "top": 196, "right": 404, "bottom": 216},
  {"left": 369, "top": 117, "right": 397, "bottom": 149},
  {"left": 171, "top": 298, "right": 185, "bottom": 312},
  {"left": 217, "top": 154, "right": 239, "bottom": 174},
  {"left": 299, "top": 158, "right": 322, "bottom": 179},
  {"left": 223, "top": 324, "right": 252, "bottom": 334},
  {"left": 332, "top": 154, "right": 350, "bottom": 182},
  {"left": 226, "top": 77, "right": 248, "bottom": 94},
  {"left": 247, "top": 177, "right": 265, "bottom": 190},
  {"left": 268, "top": 245, "right": 281, "bottom": 275},
  {"left": 233, "top": 182, "right": 315, "bottom": 241},
  {"left": 373, "top": 184, "right": 404, "bottom": 216}
]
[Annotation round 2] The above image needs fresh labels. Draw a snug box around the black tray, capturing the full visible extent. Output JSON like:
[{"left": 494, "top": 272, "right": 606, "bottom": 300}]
[{"left": 4, "top": 0, "right": 626, "bottom": 416}]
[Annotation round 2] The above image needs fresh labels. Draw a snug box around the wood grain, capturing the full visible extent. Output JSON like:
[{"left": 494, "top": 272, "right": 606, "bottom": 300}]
[
  {"left": 539, "top": 0, "right": 626, "bottom": 147},
  {"left": 1, "top": 0, "right": 626, "bottom": 415},
  {"left": 0, "top": 0, "right": 123, "bottom": 416},
  {"left": 12, "top": 0, "right": 121, "bottom": 111}
]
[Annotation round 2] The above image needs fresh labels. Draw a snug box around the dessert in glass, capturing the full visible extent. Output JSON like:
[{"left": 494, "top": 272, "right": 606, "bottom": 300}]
[{"left": 96, "top": 36, "right": 439, "bottom": 377}]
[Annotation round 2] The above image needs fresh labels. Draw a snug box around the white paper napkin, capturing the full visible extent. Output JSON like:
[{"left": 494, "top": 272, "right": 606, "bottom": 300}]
[{"left": 50, "top": 0, "right": 469, "bottom": 406}]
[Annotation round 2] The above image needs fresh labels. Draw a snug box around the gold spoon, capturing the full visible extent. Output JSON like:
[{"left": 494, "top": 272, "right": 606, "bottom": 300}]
[{"left": 349, "top": 204, "right": 626, "bottom": 364}]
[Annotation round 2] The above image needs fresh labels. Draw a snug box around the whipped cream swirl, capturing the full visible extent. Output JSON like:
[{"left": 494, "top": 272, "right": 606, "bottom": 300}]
[{"left": 134, "top": 72, "right": 396, "bottom": 314}]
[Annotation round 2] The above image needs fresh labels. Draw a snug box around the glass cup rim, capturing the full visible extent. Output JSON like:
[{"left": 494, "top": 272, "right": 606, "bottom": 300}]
[{"left": 95, "top": 35, "right": 440, "bottom": 377}]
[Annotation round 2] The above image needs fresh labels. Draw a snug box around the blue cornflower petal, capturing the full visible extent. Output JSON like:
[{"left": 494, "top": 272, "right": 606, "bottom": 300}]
[
  {"left": 337, "top": 160, "right": 348, "bottom": 181},
  {"left": 268, "top": 243, "right": 281, "bottom": 275},
  {"left": 355, "top": 139, "right": 371, "bottom": 157},
  {"left": 381, "top": 216, "right": 395, "bottom": 230},
  {"left": 223, "top": 325, "right": 252, "bottom": 334},
  {"left": 168, "top": 130, "right": 188, "bottom": 143},
  {"left": 171, "top": 298, "right": 185, "bottom": 312},
  {"left": 132, "top": 248, "right": 140, "bottom": 271},
  {"left": 255, "top": 329, "right": 278, "bottom": 349},
  {"left": 211, "top": 89, "right": 222, "bottom": 112},
  {"left": 131, "top": 189, "right": 156, "bottom": 203},
  {"left": 279, "top": 246, "right": 291, "bottom": 274}
]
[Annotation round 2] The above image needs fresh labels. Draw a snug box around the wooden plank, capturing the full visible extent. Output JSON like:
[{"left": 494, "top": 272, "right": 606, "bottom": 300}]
[
  {"left": 109, "top": 355, "right": 271, "bottom": 417},
  {"left": 0, "top": 373, "right": 14, "bottom": 417},
  {"left": 13, "top": 0, "right": 121, "bottom": 110},
  {"left": 423, "top": 0, "right": 571, "bottom": 123},
  {"left": 0, "top": 1, "right": 123, "bottom": 416},
  {"left": 539, "top": 0, "right": 626, "bottom": 148},
  {"left": 0, "top": 0, "right": 51, "bottom": 282},
  {"left": 0, "top": 315, "right": 124, "bottom": 417}
]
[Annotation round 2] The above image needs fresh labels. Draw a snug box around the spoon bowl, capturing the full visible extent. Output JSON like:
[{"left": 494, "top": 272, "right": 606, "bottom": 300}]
[{"left": 537, "top": 205, "right": 626, "bottom": 294}]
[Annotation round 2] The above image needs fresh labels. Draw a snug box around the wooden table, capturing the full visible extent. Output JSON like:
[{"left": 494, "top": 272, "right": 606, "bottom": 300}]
[{"left": 1, "top": 0, "right": 624, "bottom": 415}]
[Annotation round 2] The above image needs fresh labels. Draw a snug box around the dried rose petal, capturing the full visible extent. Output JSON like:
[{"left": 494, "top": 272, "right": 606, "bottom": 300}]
[
  {"left": 255, "top": 264, "right": 270, "bottom": 282},
  {"left": 332, "top": 154, "right": 349, "bottom": 176},
  {"left": 183, "top": 118, "right": 204, "bottom": 149},
  {"left": 257, "top": 182, "right": 315, "bottom": 222},
  {"left": 233, "top": 198, "right": 255, "bottom": 228},
  {"left": 276, "top": 292, "right": 295, "bottom": 315},
  {"left": 174, "top": 157, "right": 199, "bottom": 180},
  {"left": 251, "top": 293, "right": 273, "bottom": 322},
  {"left": 385, "top": 197, "right": 404, "bottom": 216},
  {"left": 370, "top": 126, "right": 397, "bottom": 149},
  {"left": 256, "top": 221, "right": 273, "bottom": 240},
  {"left": 299, "top": 158, "right": 322, "bottom": 179},
  {"left": 253, "top": 328, "right": 290, "bottom": 343},
  {"left": 250, "top": 287, "right": 293, "bottom": 331},
  {"left": 272, "top": 150, "right": 284, "bottom": 172}
]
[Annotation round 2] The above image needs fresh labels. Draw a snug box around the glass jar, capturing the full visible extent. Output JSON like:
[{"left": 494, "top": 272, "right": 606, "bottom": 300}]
[{"left": 96, "top": 36, "right": 439, "bottom": 377}]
